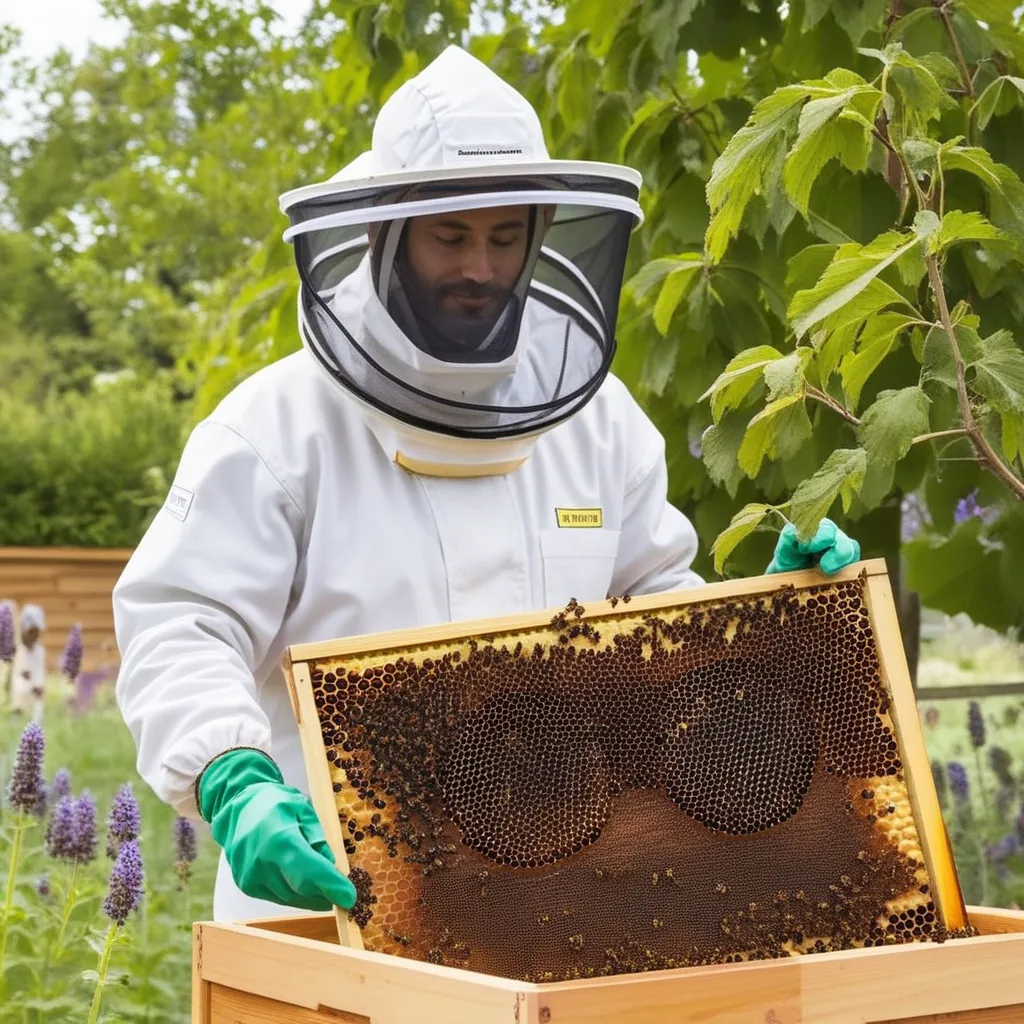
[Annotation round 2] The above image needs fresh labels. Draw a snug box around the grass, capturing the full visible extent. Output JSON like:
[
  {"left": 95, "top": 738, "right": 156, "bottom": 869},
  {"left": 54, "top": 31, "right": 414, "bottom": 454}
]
[{"left": 0, "top": 682, "right": 217, "bottom": 1022}]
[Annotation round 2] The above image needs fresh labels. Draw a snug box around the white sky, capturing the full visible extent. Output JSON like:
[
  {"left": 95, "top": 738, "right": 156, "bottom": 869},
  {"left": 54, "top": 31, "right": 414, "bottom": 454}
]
[
  {"left": 1, "top": 0, "right": 312, "bottom": 139},
  {"left": 4, "top": 0, "right": 312, "bottom": 62}
]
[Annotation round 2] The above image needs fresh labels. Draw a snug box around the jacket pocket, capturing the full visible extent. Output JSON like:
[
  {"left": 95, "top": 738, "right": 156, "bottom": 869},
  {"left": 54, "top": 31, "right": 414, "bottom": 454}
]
[{"left": 539, "top": 528, "right": 622, "bottom": 608}]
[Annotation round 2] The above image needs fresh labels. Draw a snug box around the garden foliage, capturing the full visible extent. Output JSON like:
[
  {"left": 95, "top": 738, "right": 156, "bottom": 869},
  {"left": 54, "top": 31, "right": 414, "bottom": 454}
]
[{"left": 3, "top": 0, "right": 1024, "bottom": 630}]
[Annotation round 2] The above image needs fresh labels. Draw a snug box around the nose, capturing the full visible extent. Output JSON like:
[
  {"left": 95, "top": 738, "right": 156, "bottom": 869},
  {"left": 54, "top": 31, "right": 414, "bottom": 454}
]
[{"left": 461, "top": 239, "right": 494, "bottom": 284}]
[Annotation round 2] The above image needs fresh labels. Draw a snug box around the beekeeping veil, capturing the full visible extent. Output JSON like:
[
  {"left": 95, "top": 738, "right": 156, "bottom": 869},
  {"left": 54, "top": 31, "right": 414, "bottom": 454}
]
[{"left": 279, "top": 45, "right": 643, "bottom": 477}]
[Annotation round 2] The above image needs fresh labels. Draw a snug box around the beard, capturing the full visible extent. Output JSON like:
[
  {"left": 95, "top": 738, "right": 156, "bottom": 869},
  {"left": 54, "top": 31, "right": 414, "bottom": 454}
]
[{"left": 393, "top": 261, "right": 519, "bottom": 361}]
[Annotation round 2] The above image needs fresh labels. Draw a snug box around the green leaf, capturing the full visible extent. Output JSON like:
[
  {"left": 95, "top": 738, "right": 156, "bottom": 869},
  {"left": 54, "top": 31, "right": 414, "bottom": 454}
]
[
  {"left": 556, "top": 39, "right": 601, "bottom": 133},
  {"left": 934, "top": 211, "right": 1005, "bottom": 253},
  {"left": 834, "top": 0, "right": 890, "bottom": 44},
  {"left": 639, "top": 335, "right": 680, "bottom": 397},
  {"left": 969, "top": 330, "right": 1024, "bottom": 414},
  {"left": 921, "top": 325, "right": 984, "bottom": 389},
  {"left": 700, "top": 345, "right": 784, "bottom": 422},
  {"left": 764, "top": 349, "right": 811, "bottom": 401},
  {"left": 857, "top": 386, "right": 931, "bottom": 465},
  {"left": 912, "top": 209, "right": 941, "bottom": 246},
  {"left": 1001, "top": 410, "right": 1024, "bottom": 463},
  {"left": 737, "top": 394, "right": 812, "bottom": 476},
  {"left": 813, "top": 320, "right": 859, "bottom": 387},
  {"left": 942, "top": 146, "right": 1024, "bottom": 240},
  {"left": 625, "top": 254, "right": 704, "bottom": 303},
  {"left": 971, "top": 75, "right": 1024, "bottom": 131},
  {"left": 789, "top": 232, "right": 919, "bottom": 337},
  {"left": 638, "top": 0, "right": 702, "bottom": 62},
  {"left": 860, "top": 43, "right": 953, "bottom": 125},
  {"left": 839, "top": 311, "right": 918, "bottom": 408},
  {"left": 705, "top": 86, "right": 808, "bottom": 261},
  {"left": 701, "top": 413, "right": 748, "bottom": 495},
  {"left": 905, "top": 518, "right": 1016, "bottom": 633},
  {"left": 653, "top": 263, "right": 703, "bottom": 335},
  {"left": 958, "top": 0, "right": 1020, "bottom": 26},
  {"left": 712, "top": 502, "right": 774, "bottom": 574},
  {"left": 789, "top": 448, "right": 868, "bottom": 541}
]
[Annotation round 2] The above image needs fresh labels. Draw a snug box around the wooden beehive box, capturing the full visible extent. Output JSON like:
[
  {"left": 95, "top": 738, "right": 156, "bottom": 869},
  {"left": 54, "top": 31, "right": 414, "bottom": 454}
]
[
  {"left": 191, "top": 561, "right": 1024, "bottom": 1021},
  {"left": 192, "top": 906, "right": 1024, "bottom": 1022}
]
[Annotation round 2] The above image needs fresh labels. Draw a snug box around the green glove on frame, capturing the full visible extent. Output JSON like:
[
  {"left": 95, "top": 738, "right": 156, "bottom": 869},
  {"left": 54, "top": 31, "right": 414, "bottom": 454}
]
[
  {"left": 198, "top": 749, "right": 357, "bottom": 912},
  {"left": 765, "top": 518, "right": 861, "bottom": 576}
]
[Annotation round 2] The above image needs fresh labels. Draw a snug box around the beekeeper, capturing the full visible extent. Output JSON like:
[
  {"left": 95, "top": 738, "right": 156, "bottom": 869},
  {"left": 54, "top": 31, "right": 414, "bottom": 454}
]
[
  {"left": 113, "top": 46, "right": 859, "bottom": 922},
  {"left": 11, "top": 605, "right": 47, "bottom": 723}
]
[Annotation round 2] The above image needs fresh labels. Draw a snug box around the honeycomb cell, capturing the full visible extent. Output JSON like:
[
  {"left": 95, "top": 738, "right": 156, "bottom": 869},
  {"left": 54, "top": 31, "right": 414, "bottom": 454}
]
[{"left": 299, "top": 575, "right": 956, "bottom": 981}]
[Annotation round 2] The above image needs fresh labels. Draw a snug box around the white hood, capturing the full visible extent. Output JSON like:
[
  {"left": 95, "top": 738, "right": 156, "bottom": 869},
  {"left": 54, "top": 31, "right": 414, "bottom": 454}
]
[{"left": 280, "top": 46, "right": 642, "bottom": 476}]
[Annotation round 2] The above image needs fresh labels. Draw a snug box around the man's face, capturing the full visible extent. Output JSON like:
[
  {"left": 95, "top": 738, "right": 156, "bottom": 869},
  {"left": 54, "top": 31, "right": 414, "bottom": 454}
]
[
  {"left": 22, "top": 626, "right": 39, "bottom": 647},
  {"left": 403, "top": 206, "right": 530, "bottom": 323}
]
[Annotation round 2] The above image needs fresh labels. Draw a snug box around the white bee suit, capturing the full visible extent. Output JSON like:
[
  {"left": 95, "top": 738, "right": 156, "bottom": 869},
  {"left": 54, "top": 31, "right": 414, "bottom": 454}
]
[
  {"left": 113, "top": 44, "right": 704, "bottom": 922},
  {"left": 112, "top": 348, "right": 702, "bottom": 920}
]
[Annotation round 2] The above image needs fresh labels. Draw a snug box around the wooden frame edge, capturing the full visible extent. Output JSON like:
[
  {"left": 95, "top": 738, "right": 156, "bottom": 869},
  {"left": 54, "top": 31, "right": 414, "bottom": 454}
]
[
  {"left": 286, "top": 558, "right": 890, "bottom": 664},
  {"left": 863, "top": 573, "right": 968, "bottom": 931},
  {"left": 283, "top": 659, "right": 365, "bottom": 949}
]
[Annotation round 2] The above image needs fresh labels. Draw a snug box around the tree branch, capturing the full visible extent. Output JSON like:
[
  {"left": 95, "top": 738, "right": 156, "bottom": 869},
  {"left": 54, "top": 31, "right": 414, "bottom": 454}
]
[
  {"left": 911, "top": 427, "right": 969, "bottom": 445},
  {"left": 806, "top": 386, "right": 862, "bottom": 428},
  {"left": 925, "top": 254, "right": 1024, "bottom": 499},
  {"left": 884, "top": 0, "right": 902, "bottom": 43},
  {"left": 936, "top": 1, "right": 975, "bottom": 99}
]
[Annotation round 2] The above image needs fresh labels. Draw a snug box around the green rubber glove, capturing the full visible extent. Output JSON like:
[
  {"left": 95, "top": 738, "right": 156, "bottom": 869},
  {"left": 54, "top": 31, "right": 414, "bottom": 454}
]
[
  {"left": 198, "top": 749, "right": 356, "bottom": 912},
  {"left": 765, "top": 518, "right": 861, "bottom": 576}
]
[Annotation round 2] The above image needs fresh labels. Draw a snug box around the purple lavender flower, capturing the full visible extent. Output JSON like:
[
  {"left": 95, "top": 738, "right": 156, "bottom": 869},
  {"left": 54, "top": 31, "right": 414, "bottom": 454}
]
[
  {"left": 46, "top": 796, "right": 76, "bottom": 859},
  {"left": 36, "top": 874, "right": 50, "bottom": 898},
  {"left": 49, "top": 768, "right": 71, "bottom": 805},
  {"left": 106, "top": 783, "right": 141, "bottom": 859},
  {"left": 948, "top": 762, "right": 969, "bottom": 803},
  {"left": 996, "top": 784, "right": 1016, "bottom": 823},
  {"left": 103, "top": 839, "right": 144, "bottom": 926},
  {"left": 6, "top": 722, "right": 45, "bottom": 814},
  {"left": 968, "top": 700, "right": 986, "bottom": 749},
  {"left": 989, "top": 746, "right": 1014, "bottom": 788},
  {"left": 954, "top": 489, "right": 999, "bottom": 526},
  {"left": 46, "top": 793, "right": 97, "bottom": 863},
  {"left": 0, "top": 603, "right": 14, "bottom": 662},
  {"left": 30, "top": 782, "right": 48, "bottom": 820},
  {"left": 173, "top": 816, "right": 198, "bottom": 888},
  {"left": 901, "top": 494, "right": 930, "bottom": 543},
  {"left": 954, "top": 490, "right": 981, "bottom": 524},
  {"left": 60, "top": 624, "right": 83, "bottom": 681},
  {"left": 985, "top": 833, "right": 1022, "bottom": 880},
  {"left": 70, "top": 792, "right": 98, "bottom": 863},
  {"left": 931, "top": 759, "right": 947, "bottom": 807}
]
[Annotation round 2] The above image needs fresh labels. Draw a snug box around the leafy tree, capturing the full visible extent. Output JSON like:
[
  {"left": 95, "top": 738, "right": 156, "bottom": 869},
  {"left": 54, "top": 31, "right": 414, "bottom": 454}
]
[{"left": 4, "top": 0, "right": 1023, "bottom": 639}]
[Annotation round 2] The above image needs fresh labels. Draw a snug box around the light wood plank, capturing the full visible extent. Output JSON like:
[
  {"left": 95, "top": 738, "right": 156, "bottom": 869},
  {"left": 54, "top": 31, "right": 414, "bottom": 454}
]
[
  {"left": 55, "top": 574, "right": 123, "bottom": 595},
  {"left": 193, "top": 923, "right": 212, "bottom": 1024},
  {"left": 0, "top": 564, "right": 60, "bottom": 581},
  {"left": 287, "top": 558, "right": 889, "bottom": 662},
  {"left": 968, "top": 906, "right": 1024, "bottom": 934},
  {"left": 535, "top": 932, "right": 1024, "bottom": 1024},
  {"left": 875, "top": 1005, "right": 1024, "bottom": 1024},
  {"left": 209, "top": 983, "right": 369, "bottom": 1023},
  {"left": 246, "top": 913, "right": 339, "bottom": 944},
  {"left": 196, "top": 921, "right": 528, "bottom": 1024},
  {"left": 0, "top": 546, "right": 133, "bottom": 563},
  {"left": 286, "top": 662, "right": 364, "bottom": 950},
  {"left": 864, "top": 575, "right": 967, "bottom": 932}
]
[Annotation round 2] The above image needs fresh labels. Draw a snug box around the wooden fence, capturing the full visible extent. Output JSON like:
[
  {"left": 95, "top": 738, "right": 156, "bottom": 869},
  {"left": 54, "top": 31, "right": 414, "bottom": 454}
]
[{"left": 0, "top": 547, "right": 133, "bottom": 674}]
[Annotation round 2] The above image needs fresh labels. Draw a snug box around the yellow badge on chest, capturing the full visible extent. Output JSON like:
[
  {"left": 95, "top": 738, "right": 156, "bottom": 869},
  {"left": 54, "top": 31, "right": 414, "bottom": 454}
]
[{"left": 555, "top": 507, "right": 603, "bottom": 528}]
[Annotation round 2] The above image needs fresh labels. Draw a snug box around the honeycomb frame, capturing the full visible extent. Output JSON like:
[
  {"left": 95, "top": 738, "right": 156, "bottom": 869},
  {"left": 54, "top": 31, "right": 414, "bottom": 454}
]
[{"left": 282, "top": 559, "right": 965, "bottom": 980}]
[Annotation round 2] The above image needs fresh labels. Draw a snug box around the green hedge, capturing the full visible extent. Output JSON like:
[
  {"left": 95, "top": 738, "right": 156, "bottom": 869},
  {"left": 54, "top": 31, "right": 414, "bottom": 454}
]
[{"left": 0, "top": 377, "right": 186, "bottom": 547}]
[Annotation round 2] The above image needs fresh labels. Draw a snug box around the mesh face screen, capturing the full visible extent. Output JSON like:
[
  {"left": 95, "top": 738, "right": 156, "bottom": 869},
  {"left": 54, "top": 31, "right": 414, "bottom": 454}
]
[{"left": 302, "top": 576, "right": 957, "bottom": 981}]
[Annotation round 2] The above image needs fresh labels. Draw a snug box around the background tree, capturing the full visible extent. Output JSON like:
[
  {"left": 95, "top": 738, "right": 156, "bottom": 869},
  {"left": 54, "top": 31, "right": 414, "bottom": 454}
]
[{"left": 2, "top": 0, "right": 1021, "bottom": 641}]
